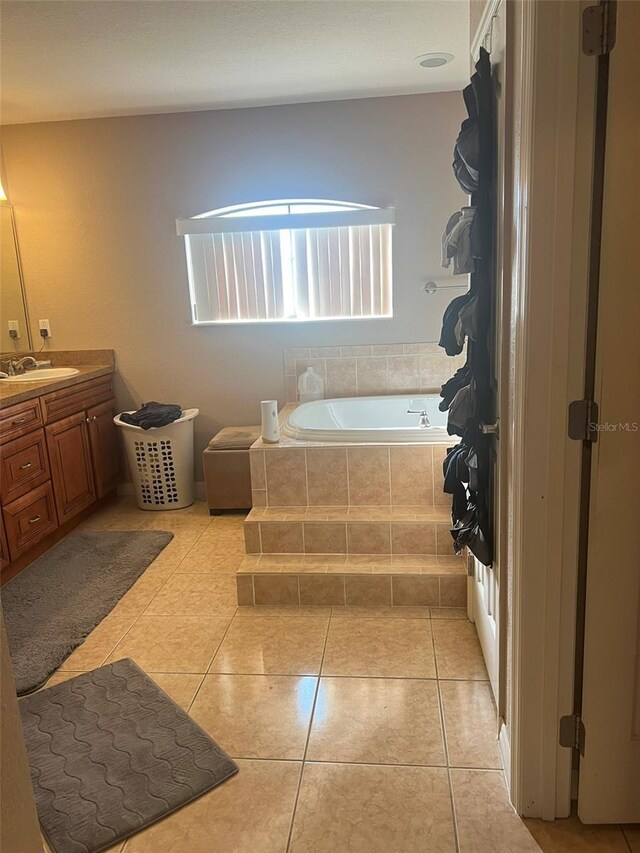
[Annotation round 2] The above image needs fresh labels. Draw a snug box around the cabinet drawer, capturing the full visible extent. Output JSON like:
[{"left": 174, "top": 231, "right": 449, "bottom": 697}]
[
  {"left": 0, "top": 398, "right": 44, "bottom": 445},
  {"left": 40, "top": 376, "right": 114, "bottom": 424},
  {"left": 3, "top": 481, "right": 58, "bottom": 561},
  {"left": 0, "top": 429, "right": 51, "bottom": 504}
]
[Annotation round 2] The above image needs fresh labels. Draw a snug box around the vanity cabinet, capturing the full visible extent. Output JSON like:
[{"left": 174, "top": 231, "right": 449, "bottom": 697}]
[
  {"left": 0, "top": 516, "right": 11, "bottom": 571},
  {"left": 0, "top": 372, "right": 119, "bottom": 569},
  {"left": 87, "top": 399, "right": 120, "bottom": 498},
  {"left": 46, "top": 412, "right": 96, "bottom": 525}
]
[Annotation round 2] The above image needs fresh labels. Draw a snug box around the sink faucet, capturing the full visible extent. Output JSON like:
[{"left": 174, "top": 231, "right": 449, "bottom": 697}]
[
  {"left": 1, "top": 356, "right": 38, "bottom": 375},
  {"left": 407, "top": 408, "right": 431, "bottom": 428}
]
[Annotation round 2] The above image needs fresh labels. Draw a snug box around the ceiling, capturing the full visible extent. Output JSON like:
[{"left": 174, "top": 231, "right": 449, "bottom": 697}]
[{"left": 0, "top": 0, "right": 469, "bottom": 125}]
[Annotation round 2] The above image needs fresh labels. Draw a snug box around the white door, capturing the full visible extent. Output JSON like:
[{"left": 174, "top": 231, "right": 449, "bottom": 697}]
[
  {"left": 468, "top": 0, "right": 508, "bottom": 706},
  {"left": 578, "top": 0, "right": 640, "bottom": 823}
]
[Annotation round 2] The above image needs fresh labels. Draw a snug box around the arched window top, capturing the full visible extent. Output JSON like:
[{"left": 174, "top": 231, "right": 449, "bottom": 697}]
[
  {"left": 177, "top": 198, "right": 394, "bottom": 237},
  {"left": 193, "top": 198, "right": 379, "bottom": 220}
]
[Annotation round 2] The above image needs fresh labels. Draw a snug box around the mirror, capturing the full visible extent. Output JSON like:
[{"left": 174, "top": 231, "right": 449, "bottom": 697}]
[{"left": 1, "top": 203, "right": 32, "bottom": 351}]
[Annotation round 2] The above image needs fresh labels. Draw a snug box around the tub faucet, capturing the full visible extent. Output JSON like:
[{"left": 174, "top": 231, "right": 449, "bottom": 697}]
[{"left": 407, "top": 408, "right": 430, "bottom": 428}]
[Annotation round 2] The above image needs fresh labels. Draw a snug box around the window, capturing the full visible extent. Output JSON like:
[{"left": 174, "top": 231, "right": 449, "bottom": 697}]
[{"left": 176, "top": 199, "right": 394, "bottom": 324}]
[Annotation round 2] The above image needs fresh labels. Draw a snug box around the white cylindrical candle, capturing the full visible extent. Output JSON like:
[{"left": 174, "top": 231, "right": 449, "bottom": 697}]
[{"left": 261, "top": 400, "right": 280, "bottom": 443}]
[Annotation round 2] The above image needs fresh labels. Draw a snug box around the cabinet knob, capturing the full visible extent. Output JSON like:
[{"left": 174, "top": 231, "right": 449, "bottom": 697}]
[
  {"left": 19, "top": 462, "right": 33, "bottom": 470},
  {"left": 12, "top": 417, "right": 26, "bottom": 426},
  {"left": 28, "top": 514, "right": 42, "bottom": 524}
]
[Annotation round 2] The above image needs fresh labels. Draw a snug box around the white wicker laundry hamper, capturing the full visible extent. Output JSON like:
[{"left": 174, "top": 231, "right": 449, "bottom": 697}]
[{"left": 114, "top": 408, "right": 199, "bottom": 510}]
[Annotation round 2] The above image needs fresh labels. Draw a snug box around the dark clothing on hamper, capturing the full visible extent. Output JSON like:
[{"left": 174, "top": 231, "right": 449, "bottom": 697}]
[{"left": 120, "top": 402, "right": 182, "bottom": 430}]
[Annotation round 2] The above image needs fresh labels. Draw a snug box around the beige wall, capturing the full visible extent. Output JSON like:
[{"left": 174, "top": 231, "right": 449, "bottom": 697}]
[{"left": 1, "top": 93, "right": 466, "bottom": 475}]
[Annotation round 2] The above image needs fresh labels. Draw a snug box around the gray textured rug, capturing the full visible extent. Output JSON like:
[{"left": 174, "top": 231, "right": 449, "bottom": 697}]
[
  {"left": 20, "top": 659, "right": 238, "bottom": 853},
  {"left": 2, "top": 530, "right": 173, "bottom": 695}
]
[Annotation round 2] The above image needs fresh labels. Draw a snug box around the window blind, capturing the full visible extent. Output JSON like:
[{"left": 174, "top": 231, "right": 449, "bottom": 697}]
[{"left": 184, "top": 223, "right": 393, "bottom": 323}]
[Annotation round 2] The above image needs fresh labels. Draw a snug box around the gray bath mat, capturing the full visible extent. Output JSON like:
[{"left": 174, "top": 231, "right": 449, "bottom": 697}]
[
  {"left": 2, "top": 530, "right": 173, "bottom": 695},
  {"left": 20, "top": 659, "right": 238, "bottom": 853}
]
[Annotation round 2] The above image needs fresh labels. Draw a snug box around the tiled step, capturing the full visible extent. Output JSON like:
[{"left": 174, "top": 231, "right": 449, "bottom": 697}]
[
  {"left": 243, "top": 506, "right": 454, "bottom": 556},
  {"left": 235, "top": 553, "right": 467, "bottom": 608}
]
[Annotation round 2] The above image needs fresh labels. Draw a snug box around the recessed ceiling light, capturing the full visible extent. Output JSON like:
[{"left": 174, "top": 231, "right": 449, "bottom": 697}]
[{"left": 416, "top": 53, "right": 454, "bottom": 68}]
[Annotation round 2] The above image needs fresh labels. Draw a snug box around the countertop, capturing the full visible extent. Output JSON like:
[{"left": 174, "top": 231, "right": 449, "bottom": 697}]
[{"left": 0, "top": 365, "right": 114, "bottom": 408}]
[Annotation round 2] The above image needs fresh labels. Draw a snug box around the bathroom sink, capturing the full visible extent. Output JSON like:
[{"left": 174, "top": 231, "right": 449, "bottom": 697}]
[{"left": 2, "top": 368, "right": 80, "bottom": 382}]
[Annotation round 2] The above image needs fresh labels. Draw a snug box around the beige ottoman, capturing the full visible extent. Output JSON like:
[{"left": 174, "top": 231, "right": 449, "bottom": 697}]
[{"left": 203, "top": 425, "right": 261, "bottom": 514}]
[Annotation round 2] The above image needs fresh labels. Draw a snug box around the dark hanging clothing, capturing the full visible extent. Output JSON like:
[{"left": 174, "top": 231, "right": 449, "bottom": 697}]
[
  {"left": 435, "top": 47, "right": 495, "bottom": 566},
  {"left": 120, "top": 402, "right": 182, "bottom": 430},
  {"left": 440, "top": 363, "right": 472, "bottom": 411}
]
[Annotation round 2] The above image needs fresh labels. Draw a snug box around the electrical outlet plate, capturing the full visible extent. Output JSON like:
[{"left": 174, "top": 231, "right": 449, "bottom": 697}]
[
  {"left": 38, "top": 319, "right": 51, "bottom": 338},
  {"left": 8, "top": 320, "right": 20, "bottom": 338}
]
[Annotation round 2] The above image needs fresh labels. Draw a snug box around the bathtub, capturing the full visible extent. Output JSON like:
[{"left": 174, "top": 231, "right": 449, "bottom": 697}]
[{"left": 282, "top": 394, "right": 449, "bottom": 443}]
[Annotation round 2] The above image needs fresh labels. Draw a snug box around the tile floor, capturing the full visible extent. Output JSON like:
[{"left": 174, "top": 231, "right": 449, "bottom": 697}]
[{"left": 40, "top": 497, "right": 637, "bottom": 852}]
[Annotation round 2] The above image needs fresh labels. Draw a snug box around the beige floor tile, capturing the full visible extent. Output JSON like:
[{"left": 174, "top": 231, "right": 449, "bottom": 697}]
[
  {"left": 198, "top": 529, "right": 246, "bottom": 547},
  {"left": 289, "top": 762, "right": 455, "bottom": 853},
  {"left": 137, "top": 557, "right": 179, "bottom": 580},
  {"left": 106, "top": 615, "right": 231, "bottom": 672},
  {"left": 174, "top": 546, "right": 245, "bottom": 574},
  {"left": 142, "top": 534, "right": 199, "bottom": 568},
  {"left": 331, "top": 605, "right": 431, "bottom": 619},
  {"left": 59, "top": 614, "right": 137, "bottom": 670},
  {"left": 148, "top": 672, "right": 204, "bottom": 711},
  {"left": 432, "top": 620, "right": 488, "bottom": 680},
  {"left": 78, "top": 501, "right": 147, "bottom": 532},
  {"left": 190, "top": 674, "right": 317, "bottom": 759},
  {"left": 235, "top": 605, "right": 332, "bottom": 619},
  {"left": 44, "top": 670, "right": 85, "bottom": 688},
  {"left": 141, "top": 512, "right": 210, "bottom": 533},
  {"left": 431, "top": 607, "right": 468, "bottom": 620},
  {"left": 108, "top": 573, "right": 168, "bottom": 618},
  {"left": 150, "top": 500, "right": 209, "bottom": 519},
  {"left": 123, "top": 759, "right": 301, "bottom": 853},
  {"left": 307, "top": 677, "right": 445, "bottom": 766},
  {"left": 143, "top": 574, "right": 238, "bottom": 616},
  {"left": 209, "top": 614, "right": 329, "bottom": 675},
  {"left": 451, "top": 769, "right": 541, "bottom": 852},
  {"left": 525, "top": 814, "right": 631, "bottom": 851},
  {"left": 440, "top": 680, "right": 501, "bottom": 769},
  {"left": 209, "top": 512, "right": 247, "bottom": 525},
  {"left": 322, "top": 617, "right": 436, "bottom": 678}
]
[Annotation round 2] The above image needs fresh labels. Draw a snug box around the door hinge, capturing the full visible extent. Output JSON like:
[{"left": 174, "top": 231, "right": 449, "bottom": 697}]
[
  {"left": 559, "top": 714, "right": 586, "bottom": 755},
  {"left": 568, "top": 399, "right": 598, "bottom": 442},
  {"left": 582, "top": 1, "right": 617, "bottom": 56}
]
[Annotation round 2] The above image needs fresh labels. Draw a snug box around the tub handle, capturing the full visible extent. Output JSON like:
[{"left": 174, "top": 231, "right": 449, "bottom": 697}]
[{"left": 407, "top": 409, "right": 431, "bottom": 428}]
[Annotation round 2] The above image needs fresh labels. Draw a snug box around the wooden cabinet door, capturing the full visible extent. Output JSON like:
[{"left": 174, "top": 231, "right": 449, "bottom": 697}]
[
  {"left": 0, "top": 515, "right": 10, "bottom": 571},
  {"left": 87, "top": 399, "right": 120, "bottom": 498},
  {"left": 45, "top": 411, "right": 96, "bottom": 524}
]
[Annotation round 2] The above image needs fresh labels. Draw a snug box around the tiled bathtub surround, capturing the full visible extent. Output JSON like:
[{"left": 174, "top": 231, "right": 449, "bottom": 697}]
[
  {"left": 250, "top": 444, "right": 450, "bottom": 509},
  {"left": 283, "top": 342, "right": 465, "bottom": 402}
]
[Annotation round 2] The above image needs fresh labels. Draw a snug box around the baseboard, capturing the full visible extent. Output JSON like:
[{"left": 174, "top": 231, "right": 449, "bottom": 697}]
[
  {"left": 499, "top": 720, "right": 511, "bottom": 791},
  {"left": 117, "top": 482, "right": 206, "bottom": 499}
]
